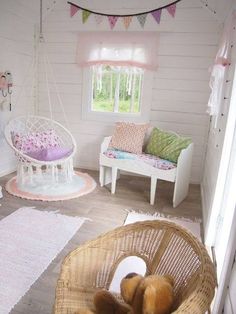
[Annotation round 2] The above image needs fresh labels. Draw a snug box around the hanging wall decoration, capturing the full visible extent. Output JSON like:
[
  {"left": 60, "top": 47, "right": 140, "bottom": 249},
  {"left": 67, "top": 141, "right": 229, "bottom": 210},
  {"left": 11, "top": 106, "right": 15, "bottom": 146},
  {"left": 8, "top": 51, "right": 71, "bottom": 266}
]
[
  {"left": 82, "top": 10, "right": 91, "bottom": 23},
  {"left": 94, "top": 14, "right": 103, "bottom": 25},
  {"left": 123, "top": 16, "right": 133, "bottom": 30},
  {"left": 137, "top": 14, "right": 147, "bottom": 28},
  {"left": 70, "top": 4, "right": 79, "bottom": 17},
  {"left": 166, "top": 4, "right": 177, "bottom": 17},
  {"left": 108, "top": 16, "right": 119, "bottom": 29},
  {"left": 152, "top": 10, "right": 162, "bottom": 24},
  {"left": 68, "top": 0, "right": 181, "bottom": 30},
  {"left": 0, "top": 71, "right": 13, "bottom": 111}
]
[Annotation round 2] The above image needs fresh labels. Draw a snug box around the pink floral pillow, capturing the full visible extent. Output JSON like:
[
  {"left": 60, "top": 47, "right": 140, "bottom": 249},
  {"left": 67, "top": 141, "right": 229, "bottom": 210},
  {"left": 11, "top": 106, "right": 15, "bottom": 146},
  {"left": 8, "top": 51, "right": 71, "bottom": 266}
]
[
  {"left": 12, "top": 129, "right": 60, "bottom": 154},
  {"left": 109, "top": 122, "right": 149, "bottom": 154}
]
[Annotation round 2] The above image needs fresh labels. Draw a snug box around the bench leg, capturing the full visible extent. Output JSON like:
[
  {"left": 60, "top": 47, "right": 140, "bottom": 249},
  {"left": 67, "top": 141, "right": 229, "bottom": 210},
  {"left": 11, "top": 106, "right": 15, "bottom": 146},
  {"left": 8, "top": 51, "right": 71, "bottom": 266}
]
[
  {"left": 99, "top": 165, "right": 105, "bottom": 186},
  {"left": 150, "top": 176, "right": 157, "bottom": 205},
  {"left": 111, "top": 167, "right": 118, "bottom": 194}
]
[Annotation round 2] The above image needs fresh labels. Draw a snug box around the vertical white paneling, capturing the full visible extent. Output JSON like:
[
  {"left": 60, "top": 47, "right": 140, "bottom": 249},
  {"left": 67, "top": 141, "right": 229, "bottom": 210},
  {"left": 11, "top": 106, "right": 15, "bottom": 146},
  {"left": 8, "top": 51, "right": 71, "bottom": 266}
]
[
  {"left": 224, "top": 259, "right": 236, "bottom": 313},
  {"left": 228, "top": 259, "right": 236, "bottom": 312},
  {"left": 201, "top": 23, "right": 236, "bottom": 236},
  {"left": 38, "top": 0, "right": 219, "bottom": 182},
  {"left": 0, "top": 0, "right": 37, "bottom": 176}
]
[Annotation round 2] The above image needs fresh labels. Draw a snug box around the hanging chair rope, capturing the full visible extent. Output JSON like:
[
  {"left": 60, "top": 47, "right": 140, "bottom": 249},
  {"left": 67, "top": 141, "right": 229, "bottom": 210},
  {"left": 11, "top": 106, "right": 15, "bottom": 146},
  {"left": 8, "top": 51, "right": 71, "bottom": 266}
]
[
  {"left": 4, "top": 0, "right": 76, "bottom": 190},
  {"left": 13, "top": 0, "right": 69, "bottom": 128},
  {"left": 14, "top": 34, "right": 69, "bottom": 129},
  {"left": 43, "top": 43, "right": 53, "bottom": 121},
  {"left": 37, "top": 37, "right": 69, "bottom": 127},
  {"left": 14, "top": 56, "right": 35, "bottom": 110},
  {"left": 45, "top": 48, "right": 69, "bottom": 128},
  {"left": 29, "top": 55, "right": 38, "bottom": 115}
]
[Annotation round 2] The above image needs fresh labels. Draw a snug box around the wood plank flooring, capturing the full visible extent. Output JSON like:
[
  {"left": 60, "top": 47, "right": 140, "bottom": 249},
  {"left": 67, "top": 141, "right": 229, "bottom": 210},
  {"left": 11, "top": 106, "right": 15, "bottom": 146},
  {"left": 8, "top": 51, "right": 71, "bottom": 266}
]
[{"left": 0, "top": 170, "right": 202, "bottom": 314}]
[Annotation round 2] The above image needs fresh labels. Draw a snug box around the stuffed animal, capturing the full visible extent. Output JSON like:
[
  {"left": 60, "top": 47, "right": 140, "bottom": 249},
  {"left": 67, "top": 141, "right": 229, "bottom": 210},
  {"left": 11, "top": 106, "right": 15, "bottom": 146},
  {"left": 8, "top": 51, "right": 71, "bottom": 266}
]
[{"left": 76, "top": 272, "right": 174, "bottom": 314}]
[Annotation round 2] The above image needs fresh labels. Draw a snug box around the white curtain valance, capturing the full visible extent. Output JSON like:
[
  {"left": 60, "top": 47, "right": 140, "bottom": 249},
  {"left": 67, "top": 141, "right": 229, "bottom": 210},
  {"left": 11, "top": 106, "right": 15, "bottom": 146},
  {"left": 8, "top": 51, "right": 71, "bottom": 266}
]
[{"left": 76, "top": 32, "right": 159, "bottom": 70}]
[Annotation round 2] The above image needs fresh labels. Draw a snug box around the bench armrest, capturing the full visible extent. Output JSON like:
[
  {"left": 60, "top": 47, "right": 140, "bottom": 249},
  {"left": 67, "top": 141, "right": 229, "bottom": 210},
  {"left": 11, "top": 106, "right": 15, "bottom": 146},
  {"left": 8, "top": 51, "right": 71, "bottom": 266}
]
[
  {"left": 173, "top": 143, "right": 194, "bottom": 207},
  {"left": 101, "top": 136, "right": 112, "bottom": 153}
]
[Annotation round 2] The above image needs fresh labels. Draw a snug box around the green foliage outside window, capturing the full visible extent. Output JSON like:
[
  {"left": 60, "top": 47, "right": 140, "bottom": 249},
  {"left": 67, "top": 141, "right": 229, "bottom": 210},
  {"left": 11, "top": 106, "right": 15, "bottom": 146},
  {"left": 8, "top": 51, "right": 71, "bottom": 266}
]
[{"left": 92, "top": 66, "right": 143, "bottom": 113}]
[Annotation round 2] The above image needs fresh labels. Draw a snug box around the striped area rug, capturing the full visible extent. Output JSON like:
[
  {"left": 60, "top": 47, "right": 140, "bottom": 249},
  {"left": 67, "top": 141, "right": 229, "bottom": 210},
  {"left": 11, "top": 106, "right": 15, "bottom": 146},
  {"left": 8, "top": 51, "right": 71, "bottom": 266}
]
[
  {"left": 0, "top": 207, "right": 86, "bottom": 314},
  {"left": 124, "top": 211, "right": 201, "bottom": 239}
]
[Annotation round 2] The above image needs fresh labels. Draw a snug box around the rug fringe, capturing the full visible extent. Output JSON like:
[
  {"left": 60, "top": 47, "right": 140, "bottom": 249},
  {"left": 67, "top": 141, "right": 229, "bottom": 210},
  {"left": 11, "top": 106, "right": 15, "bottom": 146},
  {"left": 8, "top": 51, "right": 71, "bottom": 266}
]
[
  {"left": 124, "top": 209, "right": 202, "bottom": 223},
  {"left": 19, "top": 207, "right": 92, "bottom": 222}
]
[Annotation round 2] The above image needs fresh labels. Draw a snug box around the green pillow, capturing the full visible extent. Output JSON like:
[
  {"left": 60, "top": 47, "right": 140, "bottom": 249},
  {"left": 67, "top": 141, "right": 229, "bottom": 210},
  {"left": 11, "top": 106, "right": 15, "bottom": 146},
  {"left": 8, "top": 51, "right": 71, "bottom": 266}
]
[
  {"left": 145, "top": 128, "right": 192, "bottom": 163},
  {"left": 146, "top": 128, "right": 176, "bottom": 156}
]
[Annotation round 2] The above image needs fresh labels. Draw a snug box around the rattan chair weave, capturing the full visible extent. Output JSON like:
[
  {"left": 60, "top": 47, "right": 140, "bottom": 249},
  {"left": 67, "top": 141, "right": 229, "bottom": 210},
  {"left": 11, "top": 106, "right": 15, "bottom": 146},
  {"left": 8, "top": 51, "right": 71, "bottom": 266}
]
[{"left": 54, "top": 220, "right": 217, "bottom": 314}]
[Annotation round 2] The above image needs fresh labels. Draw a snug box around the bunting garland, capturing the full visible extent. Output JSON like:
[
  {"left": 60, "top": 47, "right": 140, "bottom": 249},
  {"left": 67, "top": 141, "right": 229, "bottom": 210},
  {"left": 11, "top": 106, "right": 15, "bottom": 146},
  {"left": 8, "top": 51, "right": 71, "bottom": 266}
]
[
  {"left": 137, "top": 14, "right": 148, "bottom": 28},
  {"left": 82, "top": 10, "right": 91, "bottom": 23},
  {"left": 123, "top": 16, "right": 133, "bottom": 30},
  {"left": 166, "top": 4, "right": 176, "bottom": 17},
  {"left": 152, "top": 9, "right": 162, "bottom": 24},
  {"left": 70, "top": 4, "right": 79, "bottom": 17},
  {"left": 108, "top": 16, "right": 119, "bottom": 29},
  {"left": 94, "top": 14, "right": 103, "bottom": 25},
  {"left": 68, "top": 1, "right": 181, "bottom": 29}
]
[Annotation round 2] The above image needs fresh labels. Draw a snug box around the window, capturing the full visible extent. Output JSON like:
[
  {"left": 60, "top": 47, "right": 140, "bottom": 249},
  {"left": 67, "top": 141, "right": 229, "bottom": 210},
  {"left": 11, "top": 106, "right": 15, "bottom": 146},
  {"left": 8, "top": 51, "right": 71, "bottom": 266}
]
[
  {"left": 82, "top": 65, "right": 152, "bottom": 122},
  {"left": 92, "top": 65, "right": 143, "bottom": 114},
  {"left": 78, "top": 32, "right": 158, "bottom": 122}
]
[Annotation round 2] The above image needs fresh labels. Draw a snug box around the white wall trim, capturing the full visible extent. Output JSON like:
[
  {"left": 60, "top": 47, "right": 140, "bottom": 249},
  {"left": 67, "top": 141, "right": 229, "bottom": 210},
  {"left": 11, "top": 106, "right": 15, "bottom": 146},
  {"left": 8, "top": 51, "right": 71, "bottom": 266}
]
[
  {"left": 0, "top": 166, "right": 16, "bottom": 178},
  {"left": 212, "top": 205, "right": 236, "bottom": 313},
  {"left": 205, "top": 64, "right": 236, "bottom": 246},
  {"left": 81, "top": 67, "right": 153, "bottom": 123},
  {"left": 200, "top": 183, "right": 207, "bottom": 239}
]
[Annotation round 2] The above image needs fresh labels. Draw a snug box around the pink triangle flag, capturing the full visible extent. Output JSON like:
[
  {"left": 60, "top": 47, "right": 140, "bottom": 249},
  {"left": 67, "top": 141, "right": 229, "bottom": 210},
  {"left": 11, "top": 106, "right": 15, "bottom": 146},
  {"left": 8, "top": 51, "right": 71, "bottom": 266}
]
[
  {"left": 123, "top": 16, "right": 132, "bottom": 30},
  {"left": 70, "top": 4, "right": 79, "bottom": 17},
  {"left": 137, "top": 14, "right": 147, "bottom": 28},
  {"left": 94, "top": 14, "right": 103, "bottom": 24},
  {"left": 151, "top": 9, "right": 162, "bottom": 24},
  {"left": 108, "top": 16, "right": 119, "bottom": 29},
  {"left": 166, "top": 4, "right": 176, "bottom": 17}
]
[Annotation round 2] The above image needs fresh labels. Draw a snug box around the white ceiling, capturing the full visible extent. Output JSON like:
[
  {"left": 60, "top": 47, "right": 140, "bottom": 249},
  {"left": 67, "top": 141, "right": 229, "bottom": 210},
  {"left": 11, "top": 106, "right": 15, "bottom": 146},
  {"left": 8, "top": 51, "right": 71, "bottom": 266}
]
[
  {"left": 200, "top": 0, "right": 235, "bottom": 22},
  {"left": 27, "top": 0, "right": 236, "bottom": 25},
  {"left": 70, "top": 0, "right": 236, "bottom": 23}
]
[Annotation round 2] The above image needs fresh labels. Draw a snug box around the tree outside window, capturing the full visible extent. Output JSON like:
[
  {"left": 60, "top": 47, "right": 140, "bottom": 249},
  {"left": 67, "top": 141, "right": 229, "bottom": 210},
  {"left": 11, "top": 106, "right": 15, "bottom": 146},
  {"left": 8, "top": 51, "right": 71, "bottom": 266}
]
[{"left": 91, "top": 65, "right": 143, "bottom": 114}]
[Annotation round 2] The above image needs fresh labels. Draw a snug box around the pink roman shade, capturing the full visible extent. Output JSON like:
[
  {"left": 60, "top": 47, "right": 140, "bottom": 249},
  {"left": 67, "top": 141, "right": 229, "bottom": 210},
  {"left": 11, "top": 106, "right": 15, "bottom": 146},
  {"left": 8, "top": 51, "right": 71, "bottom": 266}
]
[{"left": 76, "top": 32, "right": 159, "bottom": 70}]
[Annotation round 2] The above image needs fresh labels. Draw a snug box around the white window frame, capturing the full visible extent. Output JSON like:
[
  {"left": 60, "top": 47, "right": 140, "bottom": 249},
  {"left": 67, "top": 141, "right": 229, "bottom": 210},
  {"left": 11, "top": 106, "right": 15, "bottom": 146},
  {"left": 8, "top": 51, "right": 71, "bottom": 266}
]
[{"left": 81, "top": 67, "right": 153, "bottom": 123}]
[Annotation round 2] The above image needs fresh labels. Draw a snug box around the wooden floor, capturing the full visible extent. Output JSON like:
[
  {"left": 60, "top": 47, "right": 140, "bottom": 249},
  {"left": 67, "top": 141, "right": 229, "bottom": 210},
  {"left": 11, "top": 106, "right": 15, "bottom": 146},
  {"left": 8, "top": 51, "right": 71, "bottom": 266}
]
[{"left": 0, "top": 169, "right": 202, "bottom": 314}]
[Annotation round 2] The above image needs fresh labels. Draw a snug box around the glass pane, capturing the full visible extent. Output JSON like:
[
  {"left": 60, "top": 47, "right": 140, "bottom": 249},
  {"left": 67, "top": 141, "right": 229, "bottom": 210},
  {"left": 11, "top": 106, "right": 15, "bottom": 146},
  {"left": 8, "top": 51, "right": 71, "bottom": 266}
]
[
  {"left": 92, "top": 67, "right": 114, "bottom": 112},
  {"left": 119, "top": 72, "right": 142, "bottom": 114},
  {"left": 91, "top": 65, "right": 142, "bottom": 114}
]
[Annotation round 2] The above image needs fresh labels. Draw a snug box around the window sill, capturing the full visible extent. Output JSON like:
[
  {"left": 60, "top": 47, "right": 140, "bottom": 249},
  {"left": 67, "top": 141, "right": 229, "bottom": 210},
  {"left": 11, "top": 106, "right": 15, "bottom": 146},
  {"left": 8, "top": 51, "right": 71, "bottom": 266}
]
[{"left": 82, "top": 109, "right": 149, "bottom": 123}]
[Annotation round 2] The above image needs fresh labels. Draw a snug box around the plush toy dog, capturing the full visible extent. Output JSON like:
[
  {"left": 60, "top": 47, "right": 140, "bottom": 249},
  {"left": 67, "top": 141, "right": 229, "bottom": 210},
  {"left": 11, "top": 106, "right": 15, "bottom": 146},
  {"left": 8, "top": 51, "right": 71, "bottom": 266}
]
[{"left": 76, "top": 272, "right": 174, "bottom": 314}]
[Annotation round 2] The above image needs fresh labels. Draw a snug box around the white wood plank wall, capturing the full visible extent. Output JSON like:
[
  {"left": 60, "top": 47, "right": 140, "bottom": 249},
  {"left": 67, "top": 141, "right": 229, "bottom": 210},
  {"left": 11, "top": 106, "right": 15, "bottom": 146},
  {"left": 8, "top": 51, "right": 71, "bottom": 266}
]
[
  {"left": 201, "top": 25, "right": 236, "bottom": 233},
  {"left": 0, "top": 0, "right": 37, "bottom": 176},
  {"left": 37, "top": 0, "right": 220, "bottom": 183},
  {"left": 224, "top": 255, "right": 236, "bottom": 313}
]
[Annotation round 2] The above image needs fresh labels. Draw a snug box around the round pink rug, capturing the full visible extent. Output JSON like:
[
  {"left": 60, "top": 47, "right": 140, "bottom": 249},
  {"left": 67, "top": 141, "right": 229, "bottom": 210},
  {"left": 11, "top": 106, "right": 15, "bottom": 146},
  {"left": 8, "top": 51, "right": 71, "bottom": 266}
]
[{"left": 6, "top": 171, "right": 96, "bottom": 201}]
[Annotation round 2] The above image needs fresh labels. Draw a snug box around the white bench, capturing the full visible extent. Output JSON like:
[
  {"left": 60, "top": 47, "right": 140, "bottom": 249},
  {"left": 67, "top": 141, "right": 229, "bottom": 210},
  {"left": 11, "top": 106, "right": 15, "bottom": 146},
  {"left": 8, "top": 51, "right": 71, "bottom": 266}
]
[{"left": 99, "top": 136, "right": 193, "bottom": 207}]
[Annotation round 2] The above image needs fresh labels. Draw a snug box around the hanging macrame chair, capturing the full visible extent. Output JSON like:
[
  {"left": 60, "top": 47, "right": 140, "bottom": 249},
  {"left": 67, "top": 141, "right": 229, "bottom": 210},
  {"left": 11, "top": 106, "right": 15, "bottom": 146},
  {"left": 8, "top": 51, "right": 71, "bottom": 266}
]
[
  {"left": 4, "top": 115, "right": 76, "bottom": 187},
  {"left": 4, "top": 37, "right": 77, "bottom": 190}
]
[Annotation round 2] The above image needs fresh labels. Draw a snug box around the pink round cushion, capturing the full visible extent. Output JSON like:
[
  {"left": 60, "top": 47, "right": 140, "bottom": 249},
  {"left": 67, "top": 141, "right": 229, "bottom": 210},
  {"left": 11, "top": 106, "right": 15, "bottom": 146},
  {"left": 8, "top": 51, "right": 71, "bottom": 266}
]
[{"left": 26, "top": 147, "right": 72, "bottom": 161}]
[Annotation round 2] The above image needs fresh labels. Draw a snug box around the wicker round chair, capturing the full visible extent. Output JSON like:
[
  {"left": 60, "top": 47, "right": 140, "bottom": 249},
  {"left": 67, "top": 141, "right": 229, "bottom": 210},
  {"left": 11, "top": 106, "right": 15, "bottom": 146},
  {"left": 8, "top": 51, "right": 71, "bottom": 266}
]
[
  {"left": 4, "top": 115, "right": 76, "bottom": 186},
  {"left": 54, "top": 220, "right": 217, "bottom": 314}
]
